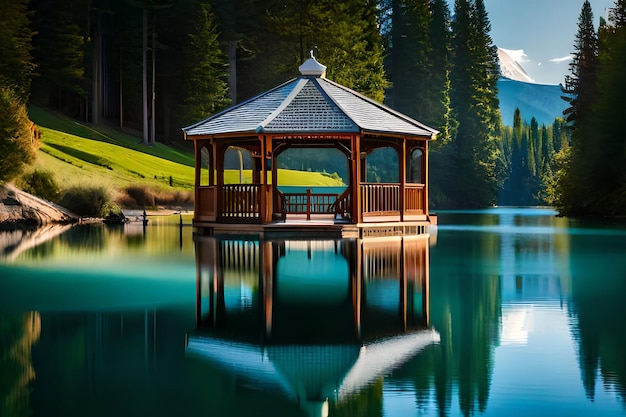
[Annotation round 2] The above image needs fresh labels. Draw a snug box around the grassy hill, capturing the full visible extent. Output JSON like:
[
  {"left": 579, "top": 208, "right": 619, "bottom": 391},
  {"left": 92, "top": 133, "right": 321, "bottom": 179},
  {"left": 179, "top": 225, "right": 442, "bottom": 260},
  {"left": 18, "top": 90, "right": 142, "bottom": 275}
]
[{"left": 24, "top": 106, "right": 344, "bottom": 210}]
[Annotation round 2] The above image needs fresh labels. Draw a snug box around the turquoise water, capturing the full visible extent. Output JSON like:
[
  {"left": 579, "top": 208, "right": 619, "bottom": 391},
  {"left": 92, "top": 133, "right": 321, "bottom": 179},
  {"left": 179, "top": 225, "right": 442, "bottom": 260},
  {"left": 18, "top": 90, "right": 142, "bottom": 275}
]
[{"left": 0, "top": 209, "right": 625, "bottom": 416}]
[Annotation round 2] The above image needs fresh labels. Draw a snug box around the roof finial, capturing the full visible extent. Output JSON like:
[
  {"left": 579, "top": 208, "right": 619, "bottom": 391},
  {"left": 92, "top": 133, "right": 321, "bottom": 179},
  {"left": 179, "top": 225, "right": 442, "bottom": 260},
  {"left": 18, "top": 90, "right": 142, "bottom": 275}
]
[{"left": 299, "top": 52, "right": 327, "bottom": 78}]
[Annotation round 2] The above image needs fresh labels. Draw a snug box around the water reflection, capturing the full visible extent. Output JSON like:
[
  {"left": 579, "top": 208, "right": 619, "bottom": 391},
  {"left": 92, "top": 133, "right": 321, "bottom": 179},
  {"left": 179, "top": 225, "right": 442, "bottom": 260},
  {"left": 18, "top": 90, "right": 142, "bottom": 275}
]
[
  {"left": 188, "top": 236, "right": 439, "bottom": 417},
  {"left": 1, "top": 209, "right": 626, "bottom": 416}
]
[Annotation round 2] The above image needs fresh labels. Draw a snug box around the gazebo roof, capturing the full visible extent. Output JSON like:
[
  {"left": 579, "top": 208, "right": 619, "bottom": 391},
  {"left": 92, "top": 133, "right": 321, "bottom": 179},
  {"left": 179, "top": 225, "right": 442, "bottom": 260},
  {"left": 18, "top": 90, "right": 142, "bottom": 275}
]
[{"left": 183, "top": 57, "right": 438, "bottom": 139}]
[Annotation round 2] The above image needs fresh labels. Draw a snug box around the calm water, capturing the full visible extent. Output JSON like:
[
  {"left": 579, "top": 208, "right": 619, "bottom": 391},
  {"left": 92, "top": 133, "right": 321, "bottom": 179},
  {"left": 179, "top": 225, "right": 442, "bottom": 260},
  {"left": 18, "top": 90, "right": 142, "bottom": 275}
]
[{"left": 0, "top": 208, "right": 625, "bottom": 417}]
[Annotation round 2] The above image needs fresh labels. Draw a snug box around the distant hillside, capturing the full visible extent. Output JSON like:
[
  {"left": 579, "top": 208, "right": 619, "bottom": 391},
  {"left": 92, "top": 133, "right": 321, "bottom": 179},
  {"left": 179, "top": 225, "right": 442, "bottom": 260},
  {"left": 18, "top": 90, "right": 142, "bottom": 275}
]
[{"left": 497, "top": 78, "right": 568, "bottom": 127}]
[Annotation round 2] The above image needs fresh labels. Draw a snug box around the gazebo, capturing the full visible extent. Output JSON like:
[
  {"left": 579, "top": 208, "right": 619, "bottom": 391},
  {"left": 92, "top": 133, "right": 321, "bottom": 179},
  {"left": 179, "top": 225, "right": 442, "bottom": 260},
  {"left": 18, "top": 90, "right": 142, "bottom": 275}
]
[{"left": 183, "top": 55, "right": 438, "bottom": 238}]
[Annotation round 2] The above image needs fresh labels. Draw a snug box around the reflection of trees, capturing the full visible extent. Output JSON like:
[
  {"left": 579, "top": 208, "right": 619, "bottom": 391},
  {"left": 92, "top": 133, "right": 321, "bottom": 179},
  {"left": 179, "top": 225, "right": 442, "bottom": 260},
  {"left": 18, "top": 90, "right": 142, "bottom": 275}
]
[
  {"left": 0, "top": 312, "right": 41, "bottom": 417},
  {"left": 60, "top": 224, "right": 106, "bottom": 251},
  {"left": 398, "top": 230, "right": 502, "bottom": 416},
  {"left": 569, "top": 233, "right": 626, "bottom": 408}
]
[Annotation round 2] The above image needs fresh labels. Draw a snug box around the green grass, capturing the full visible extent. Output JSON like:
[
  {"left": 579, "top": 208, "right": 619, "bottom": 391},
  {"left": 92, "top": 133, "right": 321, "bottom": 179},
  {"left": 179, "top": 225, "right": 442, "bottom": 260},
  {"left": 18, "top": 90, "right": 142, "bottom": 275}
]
[{"left": 26, "top": 106, "right": 344, "bottom": 198}]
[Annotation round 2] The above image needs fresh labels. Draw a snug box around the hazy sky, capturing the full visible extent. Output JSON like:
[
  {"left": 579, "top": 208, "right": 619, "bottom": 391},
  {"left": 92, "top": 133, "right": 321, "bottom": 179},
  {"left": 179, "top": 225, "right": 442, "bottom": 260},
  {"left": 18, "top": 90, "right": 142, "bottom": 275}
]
[{"left": 446, "top": 0, "right": 616, "bottom": 85}]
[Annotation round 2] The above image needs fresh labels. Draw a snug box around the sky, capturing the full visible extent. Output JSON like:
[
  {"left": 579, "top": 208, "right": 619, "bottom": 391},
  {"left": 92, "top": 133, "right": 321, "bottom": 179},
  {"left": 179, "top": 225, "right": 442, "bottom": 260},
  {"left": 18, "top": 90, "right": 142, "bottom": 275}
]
[{"left": 446, "top": 0, "right": 616, "bottom": 85}]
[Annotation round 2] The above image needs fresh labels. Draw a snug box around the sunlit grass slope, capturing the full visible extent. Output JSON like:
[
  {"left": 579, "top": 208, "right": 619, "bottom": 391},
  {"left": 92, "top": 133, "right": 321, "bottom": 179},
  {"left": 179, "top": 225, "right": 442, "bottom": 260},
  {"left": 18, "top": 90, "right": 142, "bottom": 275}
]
[{"left": 27, "top": 106, "right": 344, "bottom": 192}]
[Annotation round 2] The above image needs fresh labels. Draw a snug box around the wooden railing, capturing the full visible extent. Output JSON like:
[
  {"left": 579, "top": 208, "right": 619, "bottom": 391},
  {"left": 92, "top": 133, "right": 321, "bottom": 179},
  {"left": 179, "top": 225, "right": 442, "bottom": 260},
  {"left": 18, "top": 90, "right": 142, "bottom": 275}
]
[
  {"left": 220, "top": 184, "right": 261, "bottom": 221},
  {"left": 279, "top": 189, "right": 340, "bottom": 220},
  {"left": 329, "top": 189, "right": 352, "bottom": 220},
  {"left": 360, "top": 183, "right": 400, "bottom": 216},
  {"left": 405, "top": 184, "right": 425, "bottom": 213}
]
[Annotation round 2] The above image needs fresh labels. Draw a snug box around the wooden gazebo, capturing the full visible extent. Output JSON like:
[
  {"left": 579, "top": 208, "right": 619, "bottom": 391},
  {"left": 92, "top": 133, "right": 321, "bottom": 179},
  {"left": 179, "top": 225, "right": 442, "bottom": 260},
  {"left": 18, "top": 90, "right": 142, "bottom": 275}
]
[{"left": 183, "top": 55, "right": 438, "bottom": 238}]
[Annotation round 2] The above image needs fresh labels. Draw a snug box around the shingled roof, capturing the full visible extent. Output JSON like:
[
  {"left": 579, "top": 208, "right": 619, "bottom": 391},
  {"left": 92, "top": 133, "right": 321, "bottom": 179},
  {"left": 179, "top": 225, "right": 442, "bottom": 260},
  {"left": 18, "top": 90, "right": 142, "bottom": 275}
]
[{"left": 183, "top": 56, "right": 438, "bottom": 139}]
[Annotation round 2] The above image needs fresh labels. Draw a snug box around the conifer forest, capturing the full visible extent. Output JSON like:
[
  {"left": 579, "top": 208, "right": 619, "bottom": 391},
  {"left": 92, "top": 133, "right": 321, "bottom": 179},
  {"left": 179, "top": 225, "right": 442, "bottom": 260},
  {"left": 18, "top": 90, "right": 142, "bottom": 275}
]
[{"left": 1, "top": 0, "right": 625, "bottom": 214}]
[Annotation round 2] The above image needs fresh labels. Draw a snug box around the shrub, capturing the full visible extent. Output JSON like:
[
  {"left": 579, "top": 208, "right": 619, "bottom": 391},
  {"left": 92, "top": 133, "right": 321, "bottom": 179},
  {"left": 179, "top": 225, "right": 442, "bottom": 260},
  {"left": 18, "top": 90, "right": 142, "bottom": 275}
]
[
  {"left": 59, "top": 184, "right": 112, "bottom": 217},
  {"left": 0, "top": 87, "right": 38, "bottom": 182},
  {"left": 124, "top": 184, "right": 156, "bottom": 208},
  {"left": 116, "top": 184, "right": 193, "bottom": 209},
  {"left": 19, "top": 169, "right": 60, "bottom": 201}
]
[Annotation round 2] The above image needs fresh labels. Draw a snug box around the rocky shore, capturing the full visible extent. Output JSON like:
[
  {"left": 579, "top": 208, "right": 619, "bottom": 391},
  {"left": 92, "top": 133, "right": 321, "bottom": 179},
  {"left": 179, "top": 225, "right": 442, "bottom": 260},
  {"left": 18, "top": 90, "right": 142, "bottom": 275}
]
[{"left": 0, "top": 184, "right": 77, "bottom": 229}]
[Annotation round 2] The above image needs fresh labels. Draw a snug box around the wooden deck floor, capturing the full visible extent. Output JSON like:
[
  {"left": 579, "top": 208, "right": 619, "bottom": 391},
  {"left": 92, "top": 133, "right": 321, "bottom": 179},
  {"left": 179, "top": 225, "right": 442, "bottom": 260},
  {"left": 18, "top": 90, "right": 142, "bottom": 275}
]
[{"left": 194, "top": 214, "right": 432, "bottom": 239}]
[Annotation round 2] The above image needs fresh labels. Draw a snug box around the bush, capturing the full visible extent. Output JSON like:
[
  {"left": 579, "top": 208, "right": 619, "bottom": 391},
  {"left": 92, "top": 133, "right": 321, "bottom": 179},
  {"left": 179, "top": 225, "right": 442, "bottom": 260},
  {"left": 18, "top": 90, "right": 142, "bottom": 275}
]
[
  {"left": 0, "top": 87, "right": 38, "bottom": 182},
  {"left": 124, "top": 184, "right": 156, "bottom": 208},
  {"left": 59, "top": 184, "right": 112, "bottom": 217},
  {"left": 117, "top": 184, "right": 193, "bottom": 209},
  {"left": 19, "top": 169, "right": 60, "bottom": 201}
]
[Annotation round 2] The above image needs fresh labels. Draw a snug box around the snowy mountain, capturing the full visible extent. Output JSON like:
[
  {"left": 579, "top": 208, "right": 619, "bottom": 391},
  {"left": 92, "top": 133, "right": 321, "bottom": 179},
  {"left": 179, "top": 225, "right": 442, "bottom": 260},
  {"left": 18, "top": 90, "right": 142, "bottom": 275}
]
[
  {"left": 497, "top": 48, "right": 568, "bottom": 126},
  {"left": 497, "top": 48, "right": 534, "bottom": 83}
]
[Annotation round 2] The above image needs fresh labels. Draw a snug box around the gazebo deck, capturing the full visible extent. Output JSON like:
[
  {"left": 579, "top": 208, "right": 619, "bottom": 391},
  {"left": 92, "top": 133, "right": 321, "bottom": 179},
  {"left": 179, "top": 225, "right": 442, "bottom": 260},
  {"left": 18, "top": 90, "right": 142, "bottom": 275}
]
[{"left": 194, "top": 215, "right": 431, "bottom": 239}]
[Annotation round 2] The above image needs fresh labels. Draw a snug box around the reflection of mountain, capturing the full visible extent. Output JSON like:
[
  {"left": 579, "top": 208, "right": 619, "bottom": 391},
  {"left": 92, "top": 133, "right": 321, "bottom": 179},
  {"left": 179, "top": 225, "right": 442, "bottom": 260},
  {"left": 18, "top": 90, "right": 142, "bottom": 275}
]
[{"left": 190, "top": 236, "right": 438, "bottom": 417}]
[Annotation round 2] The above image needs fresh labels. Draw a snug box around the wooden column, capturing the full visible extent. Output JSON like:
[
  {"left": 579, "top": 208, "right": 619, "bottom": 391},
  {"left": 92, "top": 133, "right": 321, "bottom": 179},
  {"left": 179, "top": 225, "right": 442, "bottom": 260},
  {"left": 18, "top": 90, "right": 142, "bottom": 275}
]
[
  {"left": 193, "top": 140, "right": 200, "bottom": 220},
  {"left": 215, "top": 142, "right": 226, "bottom": 220},
  {"left": 399, "top": 138, "right": 406, "bottom": 221},
  {"left": 351, "top": 134, "right": 361, "bottom": 223},
  {"left": 424, "top": 140, "right": 429, "bottom": 217},
  {"left": 258, "top": 134, "right": 267, "bottom": 223}
]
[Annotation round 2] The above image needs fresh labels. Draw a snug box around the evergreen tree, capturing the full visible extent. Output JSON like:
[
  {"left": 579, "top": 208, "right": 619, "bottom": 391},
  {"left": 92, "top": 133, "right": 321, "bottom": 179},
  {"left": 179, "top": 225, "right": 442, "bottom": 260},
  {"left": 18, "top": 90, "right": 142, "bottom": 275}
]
[
  {"left": 0, "top": 0, "right": 35, "bottom": 102},
  {"left": 447, "top": 0, "right": 502, "bottom": 207},
  {"left": 0, "top": 87, "right": 37, "bottom": 182},
  {"left": 428, "top": 0, "right": 453, "bottom": 144},
  {"left": 178, "top": 2, "right": 230, "bottom": 126},
  {"left": 555, "top": 0, "right": 599, "bottom": 215},
  {"left": 269, "top": 0, "right": 388, "bottom": 102},
  {"left": 30, "top": 0, "right": 86, "bottom": 117},
  {"left": 562, "top": 0, "right": 598, "bottom": 127},
  {"left": 390, "top": 0, "right": 431, "bottom": 117},
  {"left": 586, "top": 0, "right": 626, "bottom": 214}
]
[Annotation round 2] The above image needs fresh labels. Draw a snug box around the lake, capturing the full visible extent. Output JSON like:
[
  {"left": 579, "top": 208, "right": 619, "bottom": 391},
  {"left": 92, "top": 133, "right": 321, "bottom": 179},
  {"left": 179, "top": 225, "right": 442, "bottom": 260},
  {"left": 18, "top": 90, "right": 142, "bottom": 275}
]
[{"left": 0, "top": 208, "right": 625, "bottom": 417}]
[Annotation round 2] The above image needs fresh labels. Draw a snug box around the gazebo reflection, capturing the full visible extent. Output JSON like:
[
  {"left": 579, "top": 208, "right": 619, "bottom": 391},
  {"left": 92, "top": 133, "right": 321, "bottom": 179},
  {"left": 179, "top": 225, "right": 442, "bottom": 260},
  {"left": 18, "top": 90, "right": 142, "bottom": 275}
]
[{"left": 186, "top": 235, "right": 439, "bottom": 417}]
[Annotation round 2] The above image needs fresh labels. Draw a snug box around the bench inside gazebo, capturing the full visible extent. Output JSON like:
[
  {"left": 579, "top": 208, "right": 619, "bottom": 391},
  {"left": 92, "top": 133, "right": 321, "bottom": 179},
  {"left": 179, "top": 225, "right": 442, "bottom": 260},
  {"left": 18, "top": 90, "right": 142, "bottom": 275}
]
[{"left": 182, "top": 55, "right": 438, "bottom": 238}]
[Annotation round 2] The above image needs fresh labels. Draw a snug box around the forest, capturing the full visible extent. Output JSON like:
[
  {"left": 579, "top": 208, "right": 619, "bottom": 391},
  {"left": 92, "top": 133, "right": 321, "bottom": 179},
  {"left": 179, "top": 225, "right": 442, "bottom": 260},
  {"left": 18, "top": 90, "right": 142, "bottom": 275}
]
[{"left": 1, "top": 0, "right": 625, "bottom": 214}]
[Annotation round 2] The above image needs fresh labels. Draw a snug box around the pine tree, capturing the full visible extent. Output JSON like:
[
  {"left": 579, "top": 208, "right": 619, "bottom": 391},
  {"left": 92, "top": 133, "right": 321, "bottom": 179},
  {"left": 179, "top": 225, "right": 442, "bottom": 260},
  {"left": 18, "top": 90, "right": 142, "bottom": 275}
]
[
  {"left": 30, "top": 0, "right": 86, "bottom": 116},
  {"left": 390, "top": 0, "right": 431, "bottom": 117},
  {"left": 179, "top": 2, "right": 230, "bottom": 125},
  {"left": 555, "top": 0, "right": 599, "bottom": 215},
  {"left": 0, "top": 0, "right": 36, "bottom": 102},
  {"left": 428, "top": 0, "right": 452, "bottom": 144},
  {"left": 448, "top": 0, "right": 502, "bottom": 207},
  {"left": 562, "top": 0, "right": 598, "bottom": 127},
  {"left": 586, "top": 0, "right": 626, "bottom": 214},
  {"left": 269, "top": 0, "right": 388, "bottom": 102}
]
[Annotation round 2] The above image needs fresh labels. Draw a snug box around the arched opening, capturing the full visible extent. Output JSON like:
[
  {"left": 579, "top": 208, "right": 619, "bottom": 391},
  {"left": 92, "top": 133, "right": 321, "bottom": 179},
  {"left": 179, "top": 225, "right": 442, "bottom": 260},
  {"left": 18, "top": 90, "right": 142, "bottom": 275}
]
[
  {"left": 224, "top": 146, "right": 254, "bottom": 184},
  {"left": 365, "top": 147, "right": 399, "bottom": 183},
  {"left": 405, "top": 147, "right": 426, "bottom": 215},
  {"left": 361, "top": 146, "right": 401, "bottom": 217},
  {"left": 407, "top": 148, "right": 424, "bottom": 184},
  {"left": 200, "top": 145, "right": 211, "bottom": 186},
  {"left": 273, "top": 147, "right": 350, "bottom": 220}
]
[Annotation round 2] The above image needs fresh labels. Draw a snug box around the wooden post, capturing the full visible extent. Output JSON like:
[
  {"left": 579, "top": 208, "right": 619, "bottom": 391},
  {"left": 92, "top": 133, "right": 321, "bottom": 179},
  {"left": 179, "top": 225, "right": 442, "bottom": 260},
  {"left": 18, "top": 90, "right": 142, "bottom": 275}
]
[
  {"left": 352, "top": 135, "right": 361, "bottom": 223},
  {"left": 216, "top": 143, "right": 225, "bottom": 219},
  {"left": 424, "top": 140, "right": 429, "bottom": 217},
  {"left": 400, "top": 138, "right": 406, "bottom": 221},
  {"left": 306, "top": 189, "right": 311, "bottom": 220}
]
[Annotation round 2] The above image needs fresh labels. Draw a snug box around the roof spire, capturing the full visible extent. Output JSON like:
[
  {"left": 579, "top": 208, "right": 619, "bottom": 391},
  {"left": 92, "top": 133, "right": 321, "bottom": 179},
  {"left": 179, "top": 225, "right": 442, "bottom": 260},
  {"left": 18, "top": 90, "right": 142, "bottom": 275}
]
[{"left": 299, "top": 52, "right": 327, "bottom": 78}]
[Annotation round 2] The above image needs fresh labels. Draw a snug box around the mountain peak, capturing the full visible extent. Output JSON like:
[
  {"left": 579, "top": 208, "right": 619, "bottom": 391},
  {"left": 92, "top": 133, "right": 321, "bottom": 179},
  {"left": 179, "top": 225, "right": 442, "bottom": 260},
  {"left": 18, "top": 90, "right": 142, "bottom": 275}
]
[{"left": 497, "top": 48, "right": 534, "bottom": 83}]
